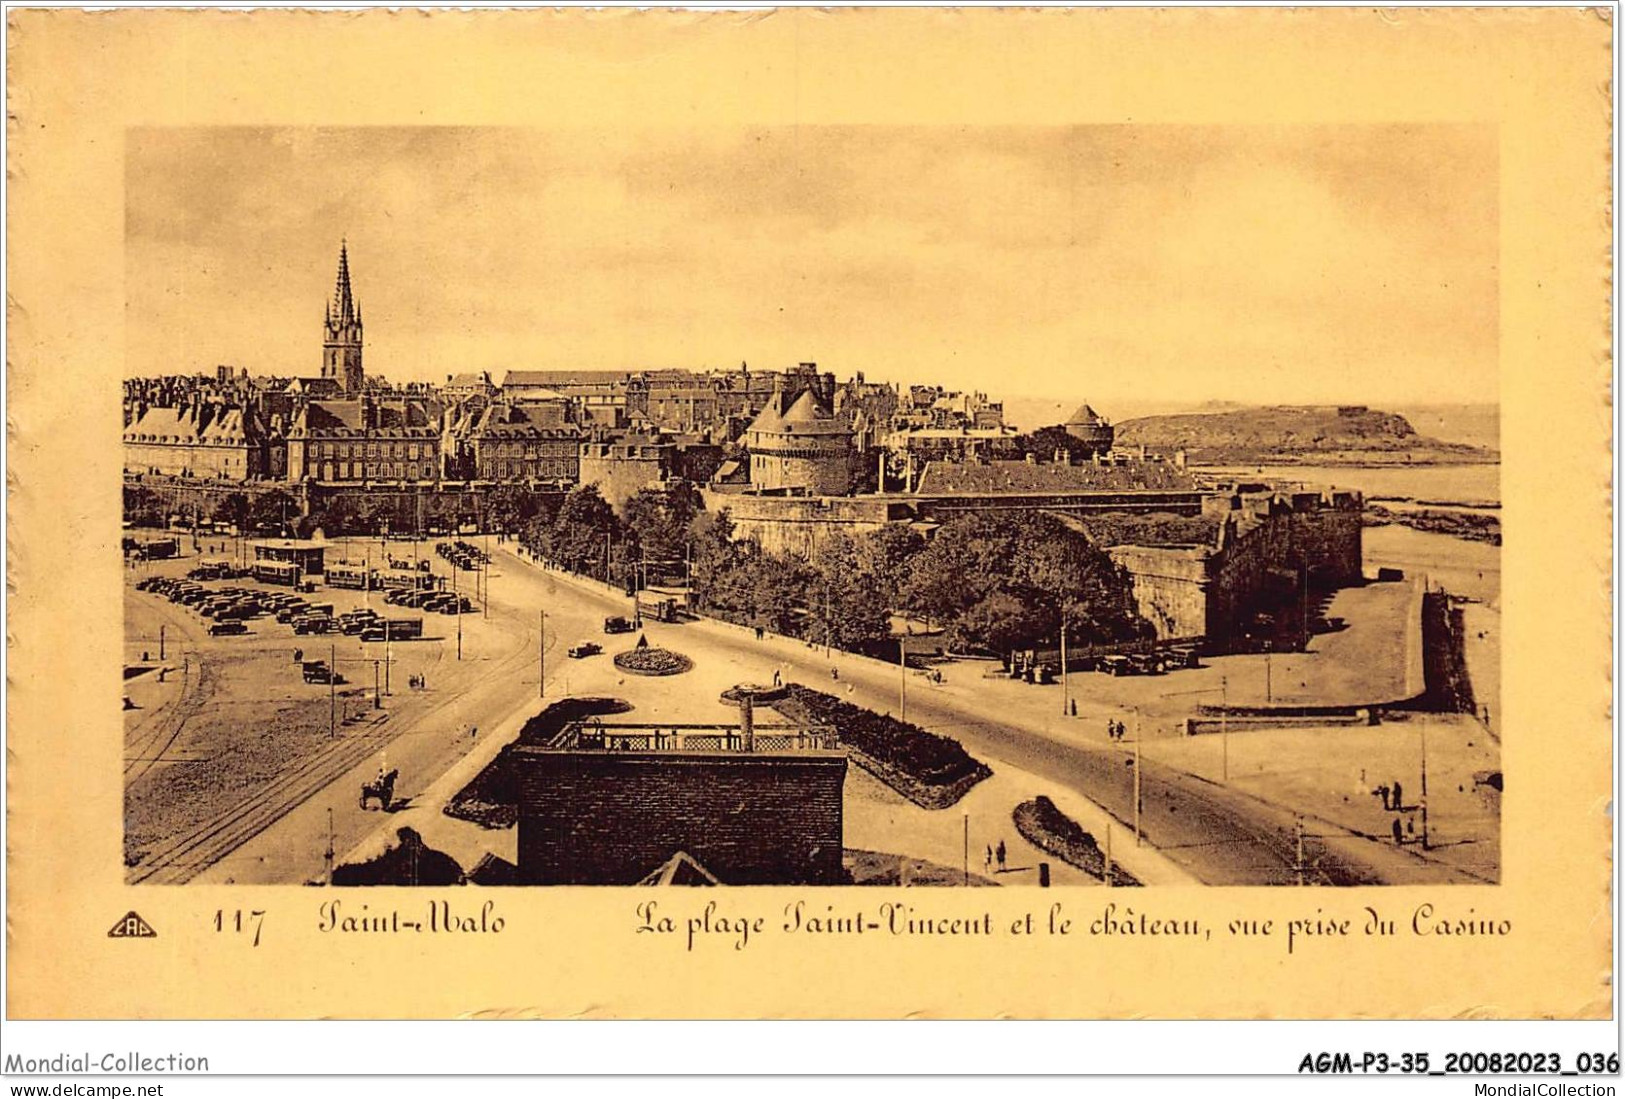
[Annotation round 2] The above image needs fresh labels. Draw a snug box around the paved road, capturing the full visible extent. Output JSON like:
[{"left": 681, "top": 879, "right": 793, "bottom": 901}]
[
  {"left": 502, "top": 550, "right": 1478, "bottom": 886},
  {"left": 178, "top": 540, "right": 1476, "bottom": 886}
]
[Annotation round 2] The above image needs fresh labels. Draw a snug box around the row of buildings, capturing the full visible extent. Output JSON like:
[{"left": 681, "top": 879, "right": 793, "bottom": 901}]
[{"left": 123, "top": 244, "right": 1122, "bottom": 502}]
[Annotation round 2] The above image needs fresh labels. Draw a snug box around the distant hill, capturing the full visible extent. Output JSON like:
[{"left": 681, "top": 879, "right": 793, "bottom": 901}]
[{"left": 1113, "top": 405, "right": 1498, "bottom": 465}]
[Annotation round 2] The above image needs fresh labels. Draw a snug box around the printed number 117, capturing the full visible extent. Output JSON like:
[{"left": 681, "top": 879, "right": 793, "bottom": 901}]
[{"left": 214, "top": 909, "right": 265, "bottom": 947}]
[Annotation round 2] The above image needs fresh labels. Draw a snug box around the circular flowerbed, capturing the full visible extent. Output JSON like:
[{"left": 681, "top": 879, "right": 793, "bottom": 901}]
[
  {"left": 719, "top": 683, "right": 787, "bottom": 704},
  {"left": 614, "top": 647, "right": 693, "bottom": 676}
]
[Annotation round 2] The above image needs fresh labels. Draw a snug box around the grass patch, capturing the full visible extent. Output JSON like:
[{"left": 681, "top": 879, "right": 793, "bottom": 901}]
[
  {"left": 1012, "top": 796, "right": 1141, "bottom": 886},
  {"left": 776, "top": 684, "right": 990, "bottom": 809}
]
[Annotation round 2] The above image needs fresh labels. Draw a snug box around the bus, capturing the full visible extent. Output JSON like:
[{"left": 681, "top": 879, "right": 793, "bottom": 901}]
[
  {"left": 382, "top": 568, "right": 437, "bottom": 592},
  {"left": 361, "top": 617, "right": 423, "bottom": 642},
  {"left": 326, "top": 563, "right": 373, "bottom": 590},
  {"left": 252, "top": 560, "right": 300, "bottom": 587}
]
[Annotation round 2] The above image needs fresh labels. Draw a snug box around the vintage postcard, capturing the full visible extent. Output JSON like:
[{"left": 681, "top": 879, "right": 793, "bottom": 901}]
[{"left": 4, "top": 7, "right": 1613, "bottom": 1022}]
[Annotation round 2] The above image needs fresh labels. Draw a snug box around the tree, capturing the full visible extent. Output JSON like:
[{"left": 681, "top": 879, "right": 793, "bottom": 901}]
[
  {"left": 623, "top": 483, "right": 701, "bottom": 567},
  {"left": 853, "top": 525, "right": 925, "bottom": 610},
  {"left": 486, "top": 485, "right": 528, "bottom": 535},
  {"left": 687, "top": 510, "right": 742, "bottom": 613},
  {"left": 212, "top": 492, "right": 250, "bottom": 530},
  {"left": 901, "top": 511, "right": 1148, "bottom": 652},
  {"left": 952, "top": 591, "right": 1052, "bottom": 654},
  {"left": 810, "top": 532, "right": 892, "bottom": 650},
  {"left": 123, "top": 484, "right": 162, "bottom": 527},
  {"left": 248, "top": 489, "right": 299, "bottom": 535},
  {"left": 1015, "top": 424, "right": 1093, "bottom": 462},
  {"left": 548, "top": 484, "right": 620, "bottom": 575},
  {"left": 747, "top": 552, "right": 810, "bottom": 637}
]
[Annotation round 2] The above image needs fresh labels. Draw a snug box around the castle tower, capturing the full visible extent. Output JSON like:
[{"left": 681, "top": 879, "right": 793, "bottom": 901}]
[{"left": 322, "top": 240, "right": 364, "bottom": 395}]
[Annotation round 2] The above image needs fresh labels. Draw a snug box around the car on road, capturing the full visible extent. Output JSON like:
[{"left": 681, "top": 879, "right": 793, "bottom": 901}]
[
  {"left": 207, "top": 621, "right": 248, "bottom": 636},
  {"left": 603, "top": 615, "right": 634, "bottom": 634},
  {"left": 567, "top": 641, "right": 602, "bottom": 659},
  {"left": 301, "top": 660, "right": 344, "bottom": 684}
]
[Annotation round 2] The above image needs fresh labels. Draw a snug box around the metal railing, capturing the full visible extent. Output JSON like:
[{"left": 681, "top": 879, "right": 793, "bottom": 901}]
[{"left": 551, "top": 722, "right": 838, "bottom": 754}]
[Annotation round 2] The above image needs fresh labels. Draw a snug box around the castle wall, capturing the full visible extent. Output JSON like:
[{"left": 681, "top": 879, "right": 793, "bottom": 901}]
[
  {"left": 1204, "top": 491, "right": 1364, "bottom": 643},
  {"left": 703, "top": 491, "right": 899, "bottom": 558},
  {"left": 1103, "top": 544, "right": 1212, "bottom": 640},
  {"left": 578, "top": 448, "right": 670, "bottom": 511}
]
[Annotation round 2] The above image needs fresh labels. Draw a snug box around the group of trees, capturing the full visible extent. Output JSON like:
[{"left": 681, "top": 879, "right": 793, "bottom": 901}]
[
  {"left": 129, "top": 468, "right": 1155, "bottom": 658},
  {"left": 123, "top": 482, "right": 565, "bottom": 541},
  {"left": 898, "top": 512, "right": 1150, "bottom": 654},
  {"left": 517, "top": 483, "right": 703, "bottom": 591},
  {"left": 521, "top": 483, "right": 1152, "bottom": 659}
]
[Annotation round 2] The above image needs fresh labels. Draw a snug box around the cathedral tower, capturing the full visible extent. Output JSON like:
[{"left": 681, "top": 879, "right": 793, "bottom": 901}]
[{"left": 322, "top": 240, "right": 364, "bottom": 395}]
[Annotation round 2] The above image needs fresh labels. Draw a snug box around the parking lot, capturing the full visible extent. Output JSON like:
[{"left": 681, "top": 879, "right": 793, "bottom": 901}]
[{"left": 122, "top": 538, "right": 527, "bottom": 879}]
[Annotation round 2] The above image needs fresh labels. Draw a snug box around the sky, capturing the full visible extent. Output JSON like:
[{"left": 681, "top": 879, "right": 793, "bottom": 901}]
[{"left": 125, "top": 125, "right": 1498, "bottom": 408}]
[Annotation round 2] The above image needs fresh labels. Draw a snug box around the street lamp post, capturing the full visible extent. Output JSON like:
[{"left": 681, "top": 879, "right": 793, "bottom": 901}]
[
  {"left": 962, "top": 809, "right": 969, "bottom": 886},
  {"left": 1420, "top": 723, "right": 1431, "bottom": 850},
  {"left": 898, "top": 636, "right": 907, "bottom": 723},
  {"left": 1133, "top": 707, "right": 1143, "bottom": 847},
  {"left": 1220, "top": 675, "right": 1229, "bottom": 782},
  {"left": 328, "top": 642, "right": 336, "bottom": 739},
  {"left": 1060, "top": 618, "right": 1069, "bottom": 718}
]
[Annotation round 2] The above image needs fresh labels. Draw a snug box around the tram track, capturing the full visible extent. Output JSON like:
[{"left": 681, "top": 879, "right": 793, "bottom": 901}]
[{"left": 129, "top": 611, "right": 538, "bottom": 885}]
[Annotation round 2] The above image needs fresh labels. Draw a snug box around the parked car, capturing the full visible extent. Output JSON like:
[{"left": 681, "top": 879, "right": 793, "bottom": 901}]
[
  {"left": 293, "top": 616, "right": 333, "bottom": 635},
  {"left": 1099, "top": 655, "right": 1134, "bottom": 677},
  {"left": 568, "top": 641, "right": 602, "bottom": 659},
  {"left": 208, "top": 621, "right": 248, "bottom": 636}
]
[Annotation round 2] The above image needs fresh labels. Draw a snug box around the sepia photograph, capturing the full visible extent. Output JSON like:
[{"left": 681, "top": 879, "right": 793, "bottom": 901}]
[
  {"left": 4, "top": 5, "right": 1612, "bottom": 1051},
  {"left": 119, "top": 124, "right": 1500, "bottom": 890}
]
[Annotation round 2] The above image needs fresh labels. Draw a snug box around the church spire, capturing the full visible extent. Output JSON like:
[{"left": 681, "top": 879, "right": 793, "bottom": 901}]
[
  {"left": 332, "top": 239, "right": 356, "bottom": 327},
  {"left": 322, "top": 238, "right": 364, "bottom": 395}
]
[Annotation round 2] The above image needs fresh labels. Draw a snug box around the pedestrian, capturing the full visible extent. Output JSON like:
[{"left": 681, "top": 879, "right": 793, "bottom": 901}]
[
  {"left": 772, "top": 668, "right": 782, "bottom": 687},
  {"left": 470, "top": 725, "right": 478, "bottom": 741},
  {"left": 142, "top": 651, "right": 150, "bottom": 663},
  {"left": 755, "top": 625, "right": 764, "bottom": 641},
  {"left": 984, "top": 845, "right": 993, "bottom": 872},
  {"left": 1377, "top": 783, "right": 1390, "bottom": 811},
  {"left": 294, "top": 648, "right": 303, "bottom": 664},
  {"left": 1069, "top": 699, "right": 1077, "bottom": 718},
  {"left": 831, "top": 667, "right": 839, "bottom": 681},
  {"left": 1106, "top": 720, "right": 1115, "bottom": 740},
  {"left": 1391, "top": 780, "right": 1404, "bottom": 811},
  {"left": 1392, "top": 817, "right": 1404, "bottom": 845},
  {"left": 1407, "top": 817, "right": 1416, "bottom": 838},
  {"left": 996, "top": 840, "right": 1007, "bottom": 872},
  {"left": 846, "top": 683, "right": 855, "bottom": 695}
]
